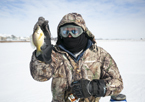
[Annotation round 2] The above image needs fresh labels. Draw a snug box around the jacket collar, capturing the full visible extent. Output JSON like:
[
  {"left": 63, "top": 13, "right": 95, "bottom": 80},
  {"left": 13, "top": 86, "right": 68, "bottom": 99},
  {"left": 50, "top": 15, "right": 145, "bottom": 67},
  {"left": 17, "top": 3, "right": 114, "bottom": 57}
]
[{"left": 58, "top": 40, "right": 93, "bottom": 62}]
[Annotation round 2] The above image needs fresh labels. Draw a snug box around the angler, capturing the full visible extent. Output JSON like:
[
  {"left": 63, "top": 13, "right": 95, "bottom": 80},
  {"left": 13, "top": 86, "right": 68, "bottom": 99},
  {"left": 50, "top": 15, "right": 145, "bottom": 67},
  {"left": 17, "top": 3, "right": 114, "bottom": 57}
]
[{"left": 30, "top": 13, "right": 125, "bottom": 102}]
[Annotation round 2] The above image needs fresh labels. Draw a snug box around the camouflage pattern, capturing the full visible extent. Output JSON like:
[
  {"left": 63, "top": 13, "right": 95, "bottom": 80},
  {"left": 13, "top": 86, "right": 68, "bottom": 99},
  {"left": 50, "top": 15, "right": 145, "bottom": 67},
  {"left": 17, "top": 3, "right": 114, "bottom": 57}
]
[
  {"left": 57, "top": 13, "right": 96, "bottom": 43},
  {"left": 30, "top": 45, "right": 123, "bottom": 102},
  {"left": 30, "top": 13, "right": 123, "bottom": 102}
]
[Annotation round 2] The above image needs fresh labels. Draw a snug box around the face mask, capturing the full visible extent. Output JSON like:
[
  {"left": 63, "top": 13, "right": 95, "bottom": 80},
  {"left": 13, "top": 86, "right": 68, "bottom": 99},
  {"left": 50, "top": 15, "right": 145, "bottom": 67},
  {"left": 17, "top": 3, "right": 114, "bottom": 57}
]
[{"left": 61, "top": 33, "right": 88, "bottom": 53}]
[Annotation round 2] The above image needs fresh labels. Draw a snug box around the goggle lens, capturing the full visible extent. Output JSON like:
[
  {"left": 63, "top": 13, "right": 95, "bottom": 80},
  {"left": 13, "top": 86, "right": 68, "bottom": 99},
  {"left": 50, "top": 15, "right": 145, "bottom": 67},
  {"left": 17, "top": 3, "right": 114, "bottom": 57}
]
[{"left": 60, "top": 25, "right": 83, "bottom": 37}]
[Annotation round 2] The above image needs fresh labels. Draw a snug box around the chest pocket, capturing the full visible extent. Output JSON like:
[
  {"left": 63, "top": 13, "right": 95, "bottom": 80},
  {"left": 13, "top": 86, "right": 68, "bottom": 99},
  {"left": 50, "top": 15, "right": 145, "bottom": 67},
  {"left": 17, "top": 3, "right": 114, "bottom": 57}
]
[{"left": 83, "top": 61, "right": 101, "bottom": 80}]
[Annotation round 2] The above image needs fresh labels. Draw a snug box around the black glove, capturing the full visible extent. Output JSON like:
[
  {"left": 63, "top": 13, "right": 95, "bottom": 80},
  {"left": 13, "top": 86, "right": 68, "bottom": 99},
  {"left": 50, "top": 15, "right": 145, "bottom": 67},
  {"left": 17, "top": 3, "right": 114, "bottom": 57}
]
[
  {"left": 71, "top": 79, "right": 106, "bottom": 98},
  {"left": 34, "top": 17, "right": 53, "bottom": 64}
]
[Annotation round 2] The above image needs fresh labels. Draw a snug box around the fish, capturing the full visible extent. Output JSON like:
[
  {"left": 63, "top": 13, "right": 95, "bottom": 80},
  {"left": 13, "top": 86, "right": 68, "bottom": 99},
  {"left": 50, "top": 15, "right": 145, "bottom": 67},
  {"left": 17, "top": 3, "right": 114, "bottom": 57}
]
[{"left": 32, "top": 25, "right": 45, "bottom": 57}]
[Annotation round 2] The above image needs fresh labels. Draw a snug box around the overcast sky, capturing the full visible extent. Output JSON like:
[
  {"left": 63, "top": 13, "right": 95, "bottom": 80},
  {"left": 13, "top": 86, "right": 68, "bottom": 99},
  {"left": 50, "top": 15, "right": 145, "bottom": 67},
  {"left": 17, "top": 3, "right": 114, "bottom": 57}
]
[{"left": 0, "top": 0, "right": 145, "bottom": 39}]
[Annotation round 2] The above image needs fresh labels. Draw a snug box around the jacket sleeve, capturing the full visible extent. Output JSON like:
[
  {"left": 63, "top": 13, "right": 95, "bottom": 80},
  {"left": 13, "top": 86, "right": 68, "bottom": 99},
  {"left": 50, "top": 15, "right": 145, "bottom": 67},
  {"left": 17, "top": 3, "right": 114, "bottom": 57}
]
[
  {"left": 100, "top": 48, "right": 123, "bottom": 96},
  {"left": 30, "top": 50, "right": 56, "bottom": 82}
]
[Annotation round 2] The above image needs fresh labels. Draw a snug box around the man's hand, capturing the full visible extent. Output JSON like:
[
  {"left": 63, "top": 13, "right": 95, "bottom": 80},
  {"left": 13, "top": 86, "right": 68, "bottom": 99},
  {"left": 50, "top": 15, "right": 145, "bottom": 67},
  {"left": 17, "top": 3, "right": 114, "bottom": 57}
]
[
  {"left": 71, "top": 79, "right": 106, "bottom": 98},
  {"left": 71, "top": 79, "right": 91, "bottom": 98},
  {"left": 34, "top": 17, "right": 51, "bottom": 46},
  {"left": 34, "top": 17, "right": 53, "bottom": 64}
]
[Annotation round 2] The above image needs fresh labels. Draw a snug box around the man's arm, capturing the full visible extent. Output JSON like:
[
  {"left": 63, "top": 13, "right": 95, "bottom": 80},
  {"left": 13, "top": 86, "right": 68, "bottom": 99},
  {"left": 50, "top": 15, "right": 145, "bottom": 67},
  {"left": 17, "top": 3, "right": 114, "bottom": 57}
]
[
  {"left": 30, "top": 51, "right": 54, "bottom": 82},
  {"left": 30, "top": 17, "right": 54, "bottom": 81},
  {"left": 100, "top": 49, "right": 123, "bottom": 96}
]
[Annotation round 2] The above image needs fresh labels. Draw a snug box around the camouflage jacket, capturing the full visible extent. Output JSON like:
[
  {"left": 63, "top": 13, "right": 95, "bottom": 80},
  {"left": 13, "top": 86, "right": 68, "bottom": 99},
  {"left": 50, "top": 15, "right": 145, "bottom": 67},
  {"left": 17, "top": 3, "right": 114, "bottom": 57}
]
[{"left": 30, "top": 40, "right": 123, "bottom": 102}]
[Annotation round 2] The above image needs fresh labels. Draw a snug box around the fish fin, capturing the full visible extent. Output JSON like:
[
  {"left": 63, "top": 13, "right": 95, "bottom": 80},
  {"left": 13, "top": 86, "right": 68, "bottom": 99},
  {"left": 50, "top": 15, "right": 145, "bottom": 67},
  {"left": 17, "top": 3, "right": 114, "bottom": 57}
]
[
  {"left": 38, "top": 33, "right": 43, "bottom": 40},
  {"left": 36, "top": 49, "right": 42, "bottom": 57}
]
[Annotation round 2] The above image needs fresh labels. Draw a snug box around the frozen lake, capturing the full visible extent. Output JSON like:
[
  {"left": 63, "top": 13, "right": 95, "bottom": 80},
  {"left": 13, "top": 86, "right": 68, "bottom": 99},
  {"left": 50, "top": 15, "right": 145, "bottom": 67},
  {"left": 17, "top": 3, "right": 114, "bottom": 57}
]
[{"left": 0, "top": 40, "right": 145, "bottom": 102}]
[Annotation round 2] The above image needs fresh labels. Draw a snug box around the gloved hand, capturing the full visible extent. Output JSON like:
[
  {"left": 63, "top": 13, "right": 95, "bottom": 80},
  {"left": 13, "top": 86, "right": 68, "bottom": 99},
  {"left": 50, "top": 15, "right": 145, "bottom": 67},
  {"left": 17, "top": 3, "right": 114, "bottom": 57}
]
[
  {"left": 34, "top": 17, "right": 53, "bottom": 64},
  {"left": 71, "top": 79, "right": 106, "bottom": 98}
]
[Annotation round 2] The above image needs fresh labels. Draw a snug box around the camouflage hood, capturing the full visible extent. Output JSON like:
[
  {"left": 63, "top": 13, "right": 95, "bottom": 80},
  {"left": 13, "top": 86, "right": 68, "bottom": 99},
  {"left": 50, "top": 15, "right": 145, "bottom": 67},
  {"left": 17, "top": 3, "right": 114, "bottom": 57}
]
[{"left": 56, "top": 13, "right": 96, "bottom": 45}]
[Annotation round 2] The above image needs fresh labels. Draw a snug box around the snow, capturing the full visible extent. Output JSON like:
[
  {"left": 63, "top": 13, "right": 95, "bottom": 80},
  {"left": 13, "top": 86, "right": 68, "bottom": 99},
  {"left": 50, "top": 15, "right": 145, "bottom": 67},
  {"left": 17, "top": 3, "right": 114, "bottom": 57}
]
[
  {"left": 0, "top": 40, "right": 145, "bottom": 102},
  {"left": 0, "top": 34, "right": 12, "bottom": 37}
]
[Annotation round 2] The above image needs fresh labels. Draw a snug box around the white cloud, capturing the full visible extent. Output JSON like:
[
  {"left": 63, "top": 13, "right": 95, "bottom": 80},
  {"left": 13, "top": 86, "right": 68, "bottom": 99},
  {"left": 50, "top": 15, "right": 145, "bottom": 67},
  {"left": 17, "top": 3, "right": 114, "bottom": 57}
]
[{"left": 0, "top": 0, "right": 145, "bottom": 39}]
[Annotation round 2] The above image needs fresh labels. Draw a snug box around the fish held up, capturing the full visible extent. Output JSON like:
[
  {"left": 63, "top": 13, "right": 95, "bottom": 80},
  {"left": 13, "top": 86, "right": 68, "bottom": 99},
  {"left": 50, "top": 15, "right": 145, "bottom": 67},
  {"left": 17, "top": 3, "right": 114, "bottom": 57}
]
[{"left": 32, "top": 25, "right": 45, "bottom": 57}]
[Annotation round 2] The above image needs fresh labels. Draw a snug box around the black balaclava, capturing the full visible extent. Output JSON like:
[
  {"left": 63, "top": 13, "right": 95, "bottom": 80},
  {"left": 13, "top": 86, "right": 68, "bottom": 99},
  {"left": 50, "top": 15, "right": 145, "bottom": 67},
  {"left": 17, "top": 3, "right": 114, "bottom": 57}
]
[{"left": 61, "top": 32, "right": 88, "bottom": 54}]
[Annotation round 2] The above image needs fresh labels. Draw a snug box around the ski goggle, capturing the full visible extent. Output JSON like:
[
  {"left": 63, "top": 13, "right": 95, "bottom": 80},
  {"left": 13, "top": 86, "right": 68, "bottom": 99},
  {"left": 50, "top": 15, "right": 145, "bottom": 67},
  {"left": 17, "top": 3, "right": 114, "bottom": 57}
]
[{"left": 59, "top": 25, "right": 83, "bottom": 38}]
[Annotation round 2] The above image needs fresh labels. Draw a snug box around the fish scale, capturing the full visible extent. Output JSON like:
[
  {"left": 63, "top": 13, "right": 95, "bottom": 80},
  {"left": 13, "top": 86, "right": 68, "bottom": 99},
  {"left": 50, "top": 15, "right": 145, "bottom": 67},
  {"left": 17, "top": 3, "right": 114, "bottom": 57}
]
[{"left": 32, "top": 25, "right": 44, "bottom": 57}]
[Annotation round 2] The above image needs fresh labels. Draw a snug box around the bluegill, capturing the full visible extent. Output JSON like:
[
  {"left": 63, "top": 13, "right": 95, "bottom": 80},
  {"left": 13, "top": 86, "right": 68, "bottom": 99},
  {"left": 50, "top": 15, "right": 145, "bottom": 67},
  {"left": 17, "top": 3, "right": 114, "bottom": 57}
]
[{"left": 32, "top": 26, "right": 44, "bottom": 57}]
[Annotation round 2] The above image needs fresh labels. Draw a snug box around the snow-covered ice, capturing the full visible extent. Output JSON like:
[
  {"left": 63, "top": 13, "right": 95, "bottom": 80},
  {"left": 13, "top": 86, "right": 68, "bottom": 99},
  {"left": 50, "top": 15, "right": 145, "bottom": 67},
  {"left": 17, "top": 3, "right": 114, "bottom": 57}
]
[{"left": 0, "top": 40, "right": 145, "bottom": 102}]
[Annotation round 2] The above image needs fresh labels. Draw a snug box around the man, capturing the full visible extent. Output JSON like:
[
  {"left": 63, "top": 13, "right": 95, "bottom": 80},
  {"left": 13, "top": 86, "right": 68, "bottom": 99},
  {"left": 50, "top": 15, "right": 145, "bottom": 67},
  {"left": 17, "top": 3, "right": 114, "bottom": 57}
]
[{"left": 30, "top": 13, "right": 123, "bottom": 102}]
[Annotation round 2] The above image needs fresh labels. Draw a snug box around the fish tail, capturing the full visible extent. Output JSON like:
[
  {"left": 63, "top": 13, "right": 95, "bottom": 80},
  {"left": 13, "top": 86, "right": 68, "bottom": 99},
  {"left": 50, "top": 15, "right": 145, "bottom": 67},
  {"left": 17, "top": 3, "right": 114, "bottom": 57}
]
[{"left": 36, "top": 48, "right": 42, "bottom": 57}]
